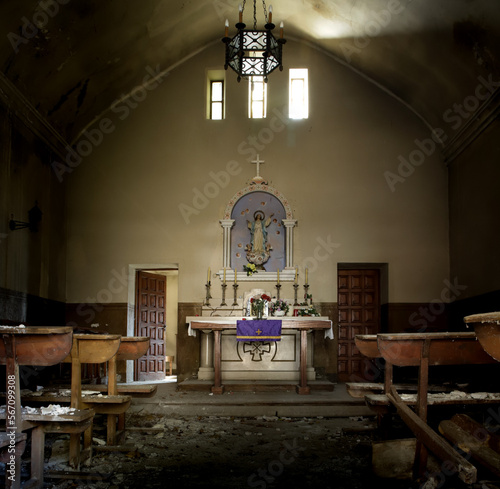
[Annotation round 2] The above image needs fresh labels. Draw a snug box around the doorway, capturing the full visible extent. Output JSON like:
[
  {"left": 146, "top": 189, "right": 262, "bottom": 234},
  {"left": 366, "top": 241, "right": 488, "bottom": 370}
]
[
  {"left": 127, "top": 265, "right": 178, "bottom": 382},
  {"left": 337, "top": 266, "right": 385, "bottom": 382}
]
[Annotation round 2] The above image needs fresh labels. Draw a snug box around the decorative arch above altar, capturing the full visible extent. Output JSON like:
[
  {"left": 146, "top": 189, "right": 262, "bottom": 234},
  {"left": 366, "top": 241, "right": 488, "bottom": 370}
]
[
  {"left": 223, "top": 183, "right": 294, "bottom": 220},
  {"left": 219, "top": 183, "right": 297, "bottom": 282}
]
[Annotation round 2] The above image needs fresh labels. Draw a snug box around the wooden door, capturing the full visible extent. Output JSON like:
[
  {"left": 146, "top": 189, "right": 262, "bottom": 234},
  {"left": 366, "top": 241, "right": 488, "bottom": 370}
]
[
  {"left": 337, "top": 269, "right": 380, "bottom": 382},
  {"left": 135, "top": 271, "right": 166, "bottom": 381}
]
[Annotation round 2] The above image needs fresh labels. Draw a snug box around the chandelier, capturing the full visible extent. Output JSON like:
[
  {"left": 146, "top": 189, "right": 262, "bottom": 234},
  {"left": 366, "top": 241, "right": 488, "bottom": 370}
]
[{"left": 222, "top": 1, "right": 286, "bottom": 82}]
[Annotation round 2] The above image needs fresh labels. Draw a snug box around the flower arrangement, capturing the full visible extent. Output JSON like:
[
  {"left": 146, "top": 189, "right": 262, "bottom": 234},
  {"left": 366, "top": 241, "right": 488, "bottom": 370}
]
[
  {"left": 270, "top": 299, "right": 289, "bottom": 316},
  {"left": 243, "top": 263, "right": 257, "bottom": 276},
  {"left": 296, "top": 305, "right": 320, "bottom": 317},
  {"left": 250, "top": 293, "right": 271, "bottom": 318}
]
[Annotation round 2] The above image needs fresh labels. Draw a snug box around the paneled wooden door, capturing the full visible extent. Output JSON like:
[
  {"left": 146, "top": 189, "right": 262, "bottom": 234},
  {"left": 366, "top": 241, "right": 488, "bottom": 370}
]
[
  {"left": 337, "top": 269, "right": 380, "bottom": 382},
  {"left": 135, "top": 271, "right": 166, "bottom": 381}
]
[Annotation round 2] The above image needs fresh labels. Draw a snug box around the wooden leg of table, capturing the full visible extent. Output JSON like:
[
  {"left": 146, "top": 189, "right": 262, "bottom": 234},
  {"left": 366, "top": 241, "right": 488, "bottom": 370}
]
[
  {"left": 4, "top": 337, "right": 22, "bottom": 489},
  {"left": 118, "top": 412, "right": 126, "bottom": 431},
  {"left": 296, "top": 329, "right": 311, "bottom": 395},
  {"left": 82, "top": 424, "right": 93, "bottom": 464},
  {"left": 211, "top": 330, "right": 224, "bottom": 394},
  {"left": 413, "top": 340, "right": 430, "bottom": 480},
  {"left": 69, "top": 433, "right": 81, "bottom": 469},
  {"left": 383, "top": 361, "right": 393, "bottom": 394},
  {"left": 108, "top": 356, "right": 117, "bottom": 396},
  {"left": 30, "top": 425, "right": 45, "bottom": 487},
  {"left": 107, "top": 415, "right": 117, "bottom": 445}
]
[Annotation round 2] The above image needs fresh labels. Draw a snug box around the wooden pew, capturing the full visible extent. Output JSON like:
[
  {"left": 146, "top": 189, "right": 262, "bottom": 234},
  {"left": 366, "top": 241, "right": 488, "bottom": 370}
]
[
  {"left": 373, "top": 331, "right": 498, "bottom": 482},
  {"left": 0, "top": 326, "right": 95, "bottom": 488},
  {"left": 61, "top": 334, "right": 131, "bottom": 447},
  {"left": 464, "top": 311, "right": 500, "bottom": 362}
]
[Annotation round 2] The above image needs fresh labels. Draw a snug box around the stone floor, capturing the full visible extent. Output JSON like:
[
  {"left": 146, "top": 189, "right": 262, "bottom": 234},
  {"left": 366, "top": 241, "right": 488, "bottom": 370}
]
[{"left": 3, "top": 381, "right": 500, "bottom": 489}]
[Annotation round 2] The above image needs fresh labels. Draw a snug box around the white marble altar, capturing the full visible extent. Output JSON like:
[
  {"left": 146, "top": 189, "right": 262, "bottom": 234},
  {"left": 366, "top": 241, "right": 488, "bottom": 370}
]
[{"left": 187, "top": 316, "right": 333, "bottom": 383}]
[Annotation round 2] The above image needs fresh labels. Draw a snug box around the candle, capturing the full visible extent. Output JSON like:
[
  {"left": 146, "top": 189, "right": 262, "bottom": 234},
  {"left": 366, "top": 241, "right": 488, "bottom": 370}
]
[
  {"left": 225, "top": 19, "right": 229, "bottom": 37},
  {"left": 208, "top": 267, "right": 211, "bottom": 283},
  {"left": 277, "top": 269, "right": 280, "bottom": 284},
  {"left": 223, "top": 267, "right": 226, "bottom": 284},
  {"left": 234, "top": 270, "right": 237, "bottom": 284},
  {"left": 269, "top": 5, "right": 273, "bottom": 23},
  {"left": 239, "top": 4, "right": 242, "bottom": 22},
  {"left": 305, "top": 268, "right": 308, "bottom": 284},
  {"left": 280, "top": 21, "right": 284, "bottom": 39},
  {"left": 294, "top": 268, "right": 298, "bottom": 284}
]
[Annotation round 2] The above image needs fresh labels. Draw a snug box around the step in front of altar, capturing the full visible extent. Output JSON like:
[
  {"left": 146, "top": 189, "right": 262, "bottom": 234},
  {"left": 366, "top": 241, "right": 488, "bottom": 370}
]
[
  {"left": 129, "top": 382, "right": 374, "bottom": 418},
  {"left": 177, "top": 379, "right": 335, "bottom": 392}
]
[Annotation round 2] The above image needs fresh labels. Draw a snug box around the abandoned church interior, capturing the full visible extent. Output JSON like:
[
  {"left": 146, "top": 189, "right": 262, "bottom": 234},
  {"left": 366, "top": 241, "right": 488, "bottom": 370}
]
[{"left": 1, "top": 0, "right": 500, "bottom": 487}]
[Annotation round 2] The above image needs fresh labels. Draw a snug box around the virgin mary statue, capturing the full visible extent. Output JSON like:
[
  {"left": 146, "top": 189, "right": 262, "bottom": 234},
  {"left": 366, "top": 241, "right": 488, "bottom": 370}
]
[{"left": 246, "top": 211, "right": 274, "bottom": 269}]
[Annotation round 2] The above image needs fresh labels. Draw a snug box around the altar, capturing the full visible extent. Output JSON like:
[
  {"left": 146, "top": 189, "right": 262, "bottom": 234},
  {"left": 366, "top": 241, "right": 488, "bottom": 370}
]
[{"left": 187, "top": 316, "right": 333, "bottom": 394}]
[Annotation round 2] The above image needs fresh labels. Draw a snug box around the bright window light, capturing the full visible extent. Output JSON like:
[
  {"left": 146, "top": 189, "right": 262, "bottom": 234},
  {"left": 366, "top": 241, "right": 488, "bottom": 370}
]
[
  {"left": 248, "top": 76, "right": 267, "bottom": 119},
  {"left": 289, "top": 69, "right": 308, "bottom": 119},
  {"left": 210, "top": 80, "right": 224, "bottom": 120}
]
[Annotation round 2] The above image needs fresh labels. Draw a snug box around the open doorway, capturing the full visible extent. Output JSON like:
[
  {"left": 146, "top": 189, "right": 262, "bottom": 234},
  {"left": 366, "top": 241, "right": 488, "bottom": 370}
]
[{"left": 126, "top": 265, "right": 178, "bottom": 383}]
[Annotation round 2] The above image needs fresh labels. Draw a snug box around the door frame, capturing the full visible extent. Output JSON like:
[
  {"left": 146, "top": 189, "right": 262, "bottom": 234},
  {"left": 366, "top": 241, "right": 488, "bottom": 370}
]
[
  {"left": 126, "top": 263, "right": 179, "bottom": 382},
  {"left": 337, "top": 263, "right": 389, "bottom": 381}
]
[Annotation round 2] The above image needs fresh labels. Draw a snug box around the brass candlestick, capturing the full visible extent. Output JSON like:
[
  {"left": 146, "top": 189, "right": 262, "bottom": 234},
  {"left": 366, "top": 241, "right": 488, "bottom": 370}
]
[
  {"left": 276, "top": 283, "right": 281, "bottom": 301},
  {"left": 293, "top": 283, "right": 299, "bottom": 305},
  {"left": 232, "top": 284, "right": 239, "bottom": 306},
  {"left": 220, "top": 283, "right": 227, "bottom": 306},
  {"left": 303, "top": 284, "right": 310, "bottom": 304},
  {"left": 205, "top": 282, "right": 212, "bottom": 306}
]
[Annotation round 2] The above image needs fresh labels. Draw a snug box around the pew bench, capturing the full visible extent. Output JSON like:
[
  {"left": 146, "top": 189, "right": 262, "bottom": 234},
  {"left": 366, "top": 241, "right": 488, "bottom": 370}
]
[
  {"left": 370, "top": 332, "right": 499, "bottom": 483},
  {"left": 19, "top": 390, "right": 131, "bottom": 446},
  {"left": 1, "top": 407, "right": 95, "bottom": 487}
]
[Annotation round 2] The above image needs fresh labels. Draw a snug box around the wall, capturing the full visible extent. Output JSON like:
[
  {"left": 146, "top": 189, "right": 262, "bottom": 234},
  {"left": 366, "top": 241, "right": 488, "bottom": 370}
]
[
  {"left": 64, "top": 41, "right": 449, "bottom": 311},
  {"left": 0, "top": 104, "right": 67, "bottom": 323},
  {"left": 448, "top": 119, "right": 500, "bottom": 324}
]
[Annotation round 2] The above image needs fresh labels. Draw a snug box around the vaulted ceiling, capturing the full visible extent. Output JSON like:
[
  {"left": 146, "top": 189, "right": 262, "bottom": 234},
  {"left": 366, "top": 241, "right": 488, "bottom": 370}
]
[{"left": 1, "top": 0, "right": 499, "bottom": 156}]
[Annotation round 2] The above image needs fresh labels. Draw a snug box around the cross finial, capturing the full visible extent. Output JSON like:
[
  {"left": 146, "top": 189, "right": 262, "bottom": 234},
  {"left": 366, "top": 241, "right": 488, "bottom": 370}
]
[
  {"left": 251, "top": 154, "right": 266, "bottom": 184},
  {"left": 252, "top": 154, "right": 264, "bottom": 176}
]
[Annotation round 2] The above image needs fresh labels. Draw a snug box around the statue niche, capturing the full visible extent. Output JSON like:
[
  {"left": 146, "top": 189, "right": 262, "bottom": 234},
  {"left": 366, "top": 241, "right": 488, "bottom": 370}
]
[{"left": 246, "top": 210, "right": 274, "bottom": 270}]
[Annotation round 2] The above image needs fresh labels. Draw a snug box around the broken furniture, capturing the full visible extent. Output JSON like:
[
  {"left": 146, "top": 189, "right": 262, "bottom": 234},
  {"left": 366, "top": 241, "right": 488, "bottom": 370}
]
[
  {"left": 61, "top": 333, "right": 131, "bottom": 447},
  {"left": 464, "top": 311, "right": 500, "bottom": 362},
  {"left": 0, "top": 326, "right": 94, "bottom": 489},
  {"left": 371, "top": 332, "right": 498, "bottom": 483}
]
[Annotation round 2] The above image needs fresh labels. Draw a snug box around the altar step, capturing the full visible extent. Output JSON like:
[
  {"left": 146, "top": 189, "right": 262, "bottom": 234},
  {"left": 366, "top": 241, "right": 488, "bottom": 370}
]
[
  {"left": 177, "top": 379, "right": 335, "bottom": 393},
  {"left": 128, "top": 382, "right": 375, "bottom": 418}
]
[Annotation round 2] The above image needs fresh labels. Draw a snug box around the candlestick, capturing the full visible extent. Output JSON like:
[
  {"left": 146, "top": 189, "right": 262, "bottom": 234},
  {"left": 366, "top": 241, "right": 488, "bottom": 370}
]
[
  {"left": 205, "top": 281, "right": 212, "bottom": 306},
  {"left": 220, "top": 283, "right": 227, "bottom": 306},
  {"left": 276, "top": 283, "right": 281, "bottom": 301},
  {"left": 232, "top": 283, "right": 239, "bottom": 306},
  {"left": 304, "top": 284, "right": 310, "bottom": 304},
  {"left": 293, "top": 283, "right": 299, "bottom": 306}
]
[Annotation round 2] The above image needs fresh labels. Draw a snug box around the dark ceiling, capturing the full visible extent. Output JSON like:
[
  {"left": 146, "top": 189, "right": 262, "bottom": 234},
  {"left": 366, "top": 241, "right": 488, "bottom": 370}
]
[{"left": 1, "top": 0, "right": 499, "bottom": 150}]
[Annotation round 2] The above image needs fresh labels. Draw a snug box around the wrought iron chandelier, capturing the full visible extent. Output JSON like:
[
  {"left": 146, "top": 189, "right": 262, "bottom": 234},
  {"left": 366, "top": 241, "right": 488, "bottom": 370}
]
[{"left": 222, "top": 1, "right": 286, "bottom": 82}]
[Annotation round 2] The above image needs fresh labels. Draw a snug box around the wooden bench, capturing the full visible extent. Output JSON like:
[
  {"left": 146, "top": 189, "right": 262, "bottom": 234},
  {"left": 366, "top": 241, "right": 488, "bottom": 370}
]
[
  {"left": 373, "top": 332, "right": 498, "bottom": 483},
  {"left": 61, "top": 334, "right": 132, "bottom": 447},
  {"left": 1, "top": 407, "right": 95, "bottom": 483},
  {"left": 0, "top": 326, "right": 89, "bottom": 489}
]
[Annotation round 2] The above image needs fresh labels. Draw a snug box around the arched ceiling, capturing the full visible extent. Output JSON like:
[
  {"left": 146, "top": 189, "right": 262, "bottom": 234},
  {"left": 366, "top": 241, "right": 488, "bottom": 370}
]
[{"left": 1, "top": 0, "right": 499, "bottom": 153}]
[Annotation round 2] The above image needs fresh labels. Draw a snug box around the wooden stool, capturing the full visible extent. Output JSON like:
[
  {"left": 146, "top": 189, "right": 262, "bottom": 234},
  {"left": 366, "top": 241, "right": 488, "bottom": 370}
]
[{"left": 165, "top": 356, "right": 174, "bottom": 376}]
